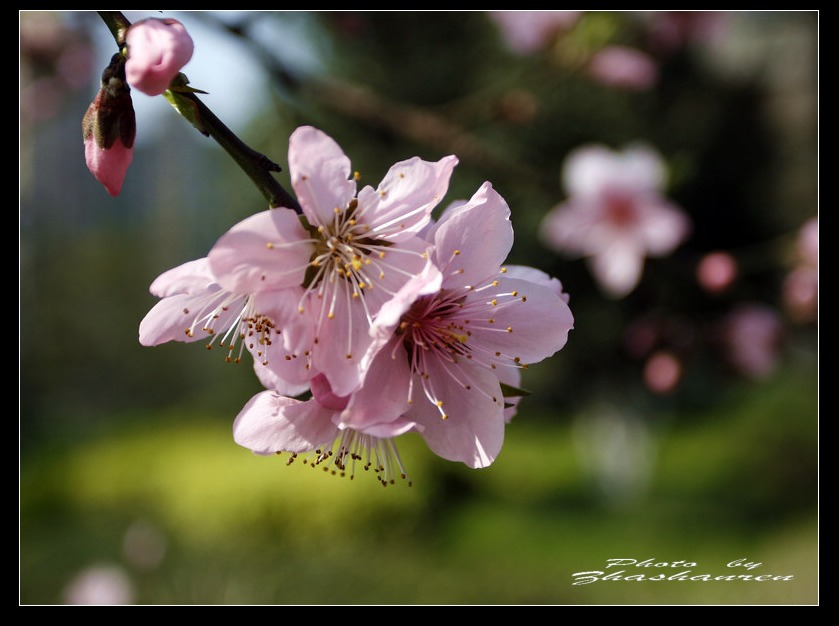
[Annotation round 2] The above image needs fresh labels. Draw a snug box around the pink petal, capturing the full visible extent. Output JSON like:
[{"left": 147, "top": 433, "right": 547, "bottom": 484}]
[
  {"left": 138, "top": 288, "right": 242, "bottom": 347},
  {"left": 288, "top": 126, "right": 356, "bottom": 226},
  {"left": 233, "top": 390, "right": 338, "bottom": 455},
  {"left": 562, "top": 143, "right": 665, "bottom": 199},
  {"left": 248, "top": 288, "right": 315, "bottom": 384},
  {"left": 148, "top": 257, "right": 215, "bottom": 297},
  {"left": 208, "top": 208, "right": 312, "bottom": 294},
  {"left": 504, "top": 265, "right": 571, "bottom": 303},
  {"left": 589, "top": 240, "right": 645, "bottom": 298},
  {"left": 357, "top": 155, "right": 459, "bottom": 241},
  {"left": 539, "top": 200, "right": 602, "bottom": 256},
  {"left": 636, "top": 200, "right": 691, "bottom": 255},
  {"left": 433, "top": 182, "right": 514, "bottom": 289},
  {"left": 252, "top": 360, "right": 312, "bottom": 398},
  {"left": 464, "top": 276, "right": 574, "bottom": 364},
  {"left": 309, "top": 290, "right": 371, "bottom": 397},
  {"left": 340, "top": 339, "right": 413, "bottom": 431},
  {"left": 356, "top": 417, "right": 419, "bottom": 439},
  {"left": 407, "top": 361, "right": 506, "bottom": 468}
]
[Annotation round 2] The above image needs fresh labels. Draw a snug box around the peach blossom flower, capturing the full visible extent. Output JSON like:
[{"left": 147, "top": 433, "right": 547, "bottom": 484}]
[{"left": 540, "top": 143, "right": 691, "bottom": 298}]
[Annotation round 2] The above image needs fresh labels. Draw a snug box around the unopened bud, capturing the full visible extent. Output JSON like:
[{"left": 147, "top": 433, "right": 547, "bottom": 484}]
[
  {"left": 125, "top": 18, "right": 194, "bottom": 96},
  {"left": 82, "top": 52, "right": 136, "bottom": 196}
]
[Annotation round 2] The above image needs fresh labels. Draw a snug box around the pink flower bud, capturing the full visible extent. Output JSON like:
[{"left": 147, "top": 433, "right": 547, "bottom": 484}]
[
  {"left": 82, "top": 54, "right": 136, "bottom": 196},
  {"left": 125, "top": 18, "right": 194, "bottom": 96}
]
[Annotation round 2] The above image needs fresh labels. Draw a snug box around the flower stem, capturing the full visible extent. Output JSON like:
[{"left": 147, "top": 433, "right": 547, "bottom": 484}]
[{"left": 96, "top": 11, "right": 301, "bottom": 212}]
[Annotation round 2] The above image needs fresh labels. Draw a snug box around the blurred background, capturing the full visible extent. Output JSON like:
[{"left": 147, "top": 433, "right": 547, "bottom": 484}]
[{"left": 20, "top": 11, "right": 817, "bottom": 604}]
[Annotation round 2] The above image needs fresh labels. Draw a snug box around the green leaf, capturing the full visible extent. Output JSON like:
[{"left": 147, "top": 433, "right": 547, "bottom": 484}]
[
  {"left": 163, "top": 89, "right": 208, "bottom": 136},
  {"left": 500, "top": 382, "right": 531, "bottom": 399}
]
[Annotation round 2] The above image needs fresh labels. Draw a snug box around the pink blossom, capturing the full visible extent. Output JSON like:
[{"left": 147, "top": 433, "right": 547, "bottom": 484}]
[
  {"left": 540, "top": 143, "right": 691, "bottom": 299},
  {"left": 696, "top": 251, "right": 738, "bottom": 294},
  {"left": 341, "top": 182, "right": 574, "bottom": 468},
  {"left": 207, "top": 126, "right": 458, "bottom": 396},
  {"left": 125, "top": 18, "right": 194, "bottom": 96},
  {"left": 586, "top": 45, "right": 658, "bottom": 91},
  {"left": 720, "top": 303, "right": 784, "bottom": 380},
  {"left": 235, "top": 183, "right": 573, "bottom": 472},
  {"left": 488, "top": 10, "right": 581, "bottom": 55}
]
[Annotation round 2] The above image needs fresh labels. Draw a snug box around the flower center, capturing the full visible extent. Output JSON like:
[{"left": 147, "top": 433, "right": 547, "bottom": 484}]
[
  {"left": 393, "top": 273, "right": 529, "bottom": 420},
  {"left": 297, "top": 198, "right": 427, "bottom": 361},
  {"left": 605, "top": 194, "right": 638, "bottom": 227},
  {"left": 180, "top": 290, "right": 287, "bottom": 366}
]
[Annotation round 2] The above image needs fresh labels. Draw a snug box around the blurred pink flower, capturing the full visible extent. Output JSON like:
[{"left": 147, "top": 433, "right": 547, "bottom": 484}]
[
  {"left": 540, "top": 143, "right": 691, "bottom": 298},
  {"left": 783, "top": 217, "right": 818, "bottom": 323},
  {"left": 720, "top": 303, "right": 784, "bottom": 380},
  {"left": 81, "top": 56, "right": 136, "bottom": 196},
  {"left": 696, "top": 251, "right": 738, "bottom": 294},
  {"left": 644, "top": 350, "right": 682, "bottom": 394},
  {"left": 783, "top": 268, "right": 818, "bottom": 324},
  {"left": 125, "top": 18, "right": 194, "bottom": 96},
  {"left": 646, "top": 11, "right": 730, "bottom": 54},
  {"left": 586, "top": 45, "right": 658, "bottom": 91},
  {"left": 488, "top": 10, "right": 581, "bottom": 55}
]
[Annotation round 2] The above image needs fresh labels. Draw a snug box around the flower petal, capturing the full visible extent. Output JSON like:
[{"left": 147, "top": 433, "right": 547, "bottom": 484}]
[
  {"left": 636, "top": 200, "right": 691, "bottom": 256},
  {"left": 433, "top": 181, "right": 514, "bottom": 289},
  {"left": 252, "top": 361, "right": 312, "bottom": 398},
  {"left": 340, "top": 339, "right": 413, "bottom": 431},
  {"left": 589, "top": 239, "right": 645, "bottom": 298},
  {"left": 138, "top": 288, "right": 242, "bottom": 347},
  {"left": 465, "top": 275, "right": 574, "bottom": 364},
  {"left": 539, "top": 200, "right": 601, "bottom": 257},
  {"left": 357, "top": 155, "right": 458, "bottom": 241},
  {"left": 233, "top": 390, "right": 338, "bottom": 455},
  {"left": 208, "top": 208, "right": 312, "bottom": 294},
  {"left": 247, "top": 288, "right": 315, "bottom": 386},
  {"left": 289, "top": 126, "right": 356, "bottom": 226},
  {"left": 504, "top": 265, "right": 571, "bottom": 303},
  {"left": 309, "top": 289, "right": 371, "bottom": 397},
  {"left": 147, "top": 257, "right": 215, "bottom": 297},
  {"left": 408, "top": 361, "right": 506, "bottom": 468}
]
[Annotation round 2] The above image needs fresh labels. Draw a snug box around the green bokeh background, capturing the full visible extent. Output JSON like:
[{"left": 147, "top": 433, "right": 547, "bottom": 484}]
[{"left": 20, "top": 11, "right": 818, "bottom": 604}]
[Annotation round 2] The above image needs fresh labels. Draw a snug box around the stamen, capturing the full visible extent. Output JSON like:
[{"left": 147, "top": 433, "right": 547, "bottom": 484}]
[{"left": 294, "top": 429, "right": 412, "bottom": 486}]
